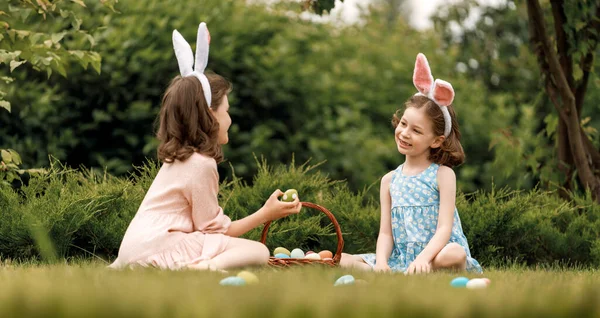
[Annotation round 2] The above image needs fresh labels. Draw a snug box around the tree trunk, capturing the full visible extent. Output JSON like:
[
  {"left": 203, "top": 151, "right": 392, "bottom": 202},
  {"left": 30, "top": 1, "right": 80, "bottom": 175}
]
[
  {"left": 551, "top": 0, "right": 574, "bottom": 197},
  {"left": 302, "top": 0, "right": 313, "bottom": 12},
  {"left": 526, "top": 0, "right": 600, "bottom": 202}
]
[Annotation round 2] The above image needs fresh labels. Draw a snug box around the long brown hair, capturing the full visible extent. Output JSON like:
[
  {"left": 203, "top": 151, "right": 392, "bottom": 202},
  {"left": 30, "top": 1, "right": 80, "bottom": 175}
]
[
  {"left": 391, "top": 95, "right": 465, "bottom": 167},
  {"left": 156, "top": 73, "right": 232, "bottom": 164}
]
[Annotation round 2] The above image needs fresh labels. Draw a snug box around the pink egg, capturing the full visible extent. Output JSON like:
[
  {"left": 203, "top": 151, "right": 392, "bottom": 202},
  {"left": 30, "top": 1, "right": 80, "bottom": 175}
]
[
  {"left": 482, "top": 278, "right": 491, "bottom": 285},
  {"left": 306, "top": 251, "right": 315, "bottom": 255}
]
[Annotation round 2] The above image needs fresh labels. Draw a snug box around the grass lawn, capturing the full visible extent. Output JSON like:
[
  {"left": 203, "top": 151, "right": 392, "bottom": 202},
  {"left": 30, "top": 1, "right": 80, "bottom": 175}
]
[{"left": 0, "top": 262, "right": 599, "bottom": 318}]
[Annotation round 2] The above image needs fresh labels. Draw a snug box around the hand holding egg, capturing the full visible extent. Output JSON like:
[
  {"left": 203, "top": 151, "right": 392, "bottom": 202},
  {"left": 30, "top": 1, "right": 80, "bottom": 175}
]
[
  {"left": 281, "top": 189, "right": 298, "bottom": 202},
  {"left": 259, "top": 189, "right": 302, "bottom": 222}
]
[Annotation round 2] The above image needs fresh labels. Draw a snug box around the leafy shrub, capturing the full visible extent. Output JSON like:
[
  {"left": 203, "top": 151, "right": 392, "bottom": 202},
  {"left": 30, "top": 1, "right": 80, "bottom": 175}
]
[{"left": 0, "top": 160, "right": 598, "bottom": 267}]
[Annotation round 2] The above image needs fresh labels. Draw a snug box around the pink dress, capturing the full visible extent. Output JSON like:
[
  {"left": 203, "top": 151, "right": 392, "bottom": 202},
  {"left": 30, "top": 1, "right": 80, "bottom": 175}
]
[{"left": 109, "top": 153, "right": 232, "bottom": 270}]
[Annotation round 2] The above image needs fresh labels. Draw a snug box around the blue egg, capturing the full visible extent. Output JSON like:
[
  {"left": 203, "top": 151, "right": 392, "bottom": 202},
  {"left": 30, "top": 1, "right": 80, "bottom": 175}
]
[
  {"left": 274, "top": 253, "right": 290, "bottom": 258},
  {"left": 334, "top": 274, "right": 355, "bottom": 286},
  {"left": 450, "top": 277, "right": 469, "bottom": 288},
  {"left": 219, "top": 276, "right": 247, "bottom": 286}
]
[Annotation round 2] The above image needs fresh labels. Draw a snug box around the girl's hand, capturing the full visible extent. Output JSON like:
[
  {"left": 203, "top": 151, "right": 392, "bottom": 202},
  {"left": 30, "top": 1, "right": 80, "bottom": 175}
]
[
  {"left": 404, "top": 258, "right": 431, "bottom": 275},
  {"left": 259, "top": 189, "right": 302, "bottom": 222},
  {"left": 374, "top": 262, "right": 391, "bottom": 273}
]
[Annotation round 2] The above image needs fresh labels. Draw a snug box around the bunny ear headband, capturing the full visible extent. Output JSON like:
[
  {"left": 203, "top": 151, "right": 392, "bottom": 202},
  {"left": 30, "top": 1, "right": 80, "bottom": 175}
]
[
  {"left": 172, "top": 22, "right": 212, "bottom": 107},
  {"left": 412, "top": 53, "right": 454, "bottom": 137}
]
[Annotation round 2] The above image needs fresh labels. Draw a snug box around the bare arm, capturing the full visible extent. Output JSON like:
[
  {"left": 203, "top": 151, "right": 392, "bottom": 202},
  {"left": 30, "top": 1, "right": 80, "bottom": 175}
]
[
  {"left": 224, "top": 210, "right": 267, "bottom": 238},
  {"left": 375, "top": 171, "right": 395, "bottom": 269},
  {"left": 188, "top": 156, "right": 300, "bottom": 238},
  {"left": 225, "top": 190, "right": 301, "bottom": 237},
  {"left": 415, "top": 165, "right": 455, "bottom": 263}
]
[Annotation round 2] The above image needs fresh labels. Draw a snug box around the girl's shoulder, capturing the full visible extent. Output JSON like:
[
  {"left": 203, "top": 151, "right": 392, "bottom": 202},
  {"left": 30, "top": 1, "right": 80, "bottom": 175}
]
[
  {"left": 382, "top": 170, "right": 395, "bottom": 182},
  {"left": 436, "top": 164, "right": 456, "bottom": 183},
  {"left": 187, "top": 152, "right": 217, "bottom": 167},
  {"left": 381, "top": 168, "right": 399, "bottom": 189},
  {"left": 168, "top": 152, "right": 218, "bottom": 176}
]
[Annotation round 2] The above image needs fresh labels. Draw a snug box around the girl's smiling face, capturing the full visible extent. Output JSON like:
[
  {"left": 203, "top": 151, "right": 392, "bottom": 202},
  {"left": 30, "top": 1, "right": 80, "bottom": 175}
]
[{"left": 395, "top": 106, "right": 444, "bottom": 157}]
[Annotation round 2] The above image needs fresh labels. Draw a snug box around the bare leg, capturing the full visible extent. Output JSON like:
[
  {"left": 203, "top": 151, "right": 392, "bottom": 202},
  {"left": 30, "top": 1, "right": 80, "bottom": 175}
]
[
  {"left": 431, "top": 243, "right": 467, "bottom": 271},
  {"left": 339, "top": 253, "right": 372, "bottom": 271},
  {"left": 188, "top": 237, "right": 270, "bottom": 271}
]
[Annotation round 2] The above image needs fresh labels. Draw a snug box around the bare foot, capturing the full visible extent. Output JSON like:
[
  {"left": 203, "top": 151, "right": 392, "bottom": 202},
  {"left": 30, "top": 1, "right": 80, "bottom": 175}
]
[{"left": 187, "top": 260, "right": 228, "bottom": 273}]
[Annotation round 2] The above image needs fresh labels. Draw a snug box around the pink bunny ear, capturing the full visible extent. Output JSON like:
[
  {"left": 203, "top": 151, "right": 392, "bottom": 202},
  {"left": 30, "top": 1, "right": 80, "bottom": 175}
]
[
  {"left": 413, "top": 53, "right": 434, "bottom": 95},
  {"left": 432, "top": 79, "right": 455, "bottom": 106}
]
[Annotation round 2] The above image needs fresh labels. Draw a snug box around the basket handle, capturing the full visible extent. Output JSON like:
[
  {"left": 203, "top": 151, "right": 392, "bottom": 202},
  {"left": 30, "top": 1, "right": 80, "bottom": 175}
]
[{"left": 260, "top": 202, "right": 344, "bottom": 264}]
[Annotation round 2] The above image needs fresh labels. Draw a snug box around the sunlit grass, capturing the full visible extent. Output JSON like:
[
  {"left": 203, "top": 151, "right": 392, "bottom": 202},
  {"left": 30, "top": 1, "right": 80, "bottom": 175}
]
[{"left": 0, "top": 261, "right": 598, "bottom": 318}]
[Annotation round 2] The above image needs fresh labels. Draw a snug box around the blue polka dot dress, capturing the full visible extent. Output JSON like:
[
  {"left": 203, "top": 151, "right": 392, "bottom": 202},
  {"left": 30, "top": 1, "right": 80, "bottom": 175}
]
[{"left": 359, "top": 163, "right": 482, "bottom": 273}]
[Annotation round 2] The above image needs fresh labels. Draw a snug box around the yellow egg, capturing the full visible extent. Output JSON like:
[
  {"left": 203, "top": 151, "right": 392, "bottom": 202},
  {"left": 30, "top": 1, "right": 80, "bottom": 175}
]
[
  {"left": 273, "top": 247, "right": 291, "bottom": 256},
  {"left": 237, "top": 271, "right": 259, "bottom": 285}
]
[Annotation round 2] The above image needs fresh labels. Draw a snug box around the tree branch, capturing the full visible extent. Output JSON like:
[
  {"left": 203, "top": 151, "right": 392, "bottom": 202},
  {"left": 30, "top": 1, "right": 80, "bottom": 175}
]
[
  {"left": 527, "top": 0, "right": 575, "bottom": 108},
  {"left": 550, "top": 0, "right": 574, "bottom": 93},
  {"left": 575, "top": 5, "right": 600, "bottom": 115}
]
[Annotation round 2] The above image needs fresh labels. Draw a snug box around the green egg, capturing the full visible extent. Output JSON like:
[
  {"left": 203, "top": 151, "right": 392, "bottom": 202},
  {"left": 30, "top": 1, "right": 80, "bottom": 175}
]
[{"left": 281, "top": 189, "right": 298, "bottom": 202}]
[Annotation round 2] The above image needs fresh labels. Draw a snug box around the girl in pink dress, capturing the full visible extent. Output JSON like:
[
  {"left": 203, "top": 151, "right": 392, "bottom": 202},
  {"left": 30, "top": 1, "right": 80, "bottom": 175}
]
[{"left": 109, "top": 23, "right": 302, "bottom": 271}]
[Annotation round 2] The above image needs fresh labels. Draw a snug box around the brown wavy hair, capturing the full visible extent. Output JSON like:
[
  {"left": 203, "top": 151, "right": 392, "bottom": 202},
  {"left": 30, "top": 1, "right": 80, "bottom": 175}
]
[
  {"left": 391, "top": 95, "right": 465, "bottom": 167},
  {"left": 157, "top": 73, "right": 232, "bottom": 164}
]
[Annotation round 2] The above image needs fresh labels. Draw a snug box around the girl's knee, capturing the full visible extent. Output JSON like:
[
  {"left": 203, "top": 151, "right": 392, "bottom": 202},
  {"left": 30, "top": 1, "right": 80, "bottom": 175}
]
[
  {"left": 435, "top": 243, "right": 466, "bottom": 268},
  {"left": 447, "top": 243, "right": 467, "bottom": 261},
  {"left": 339, "top": 253, "right": 354, "bottom": 267},
  {"left": 243, "top": 240, "right": 270, "bottom": 264},
  {"left": 257, "top": 243, "right": 270, "bottom": 263}
]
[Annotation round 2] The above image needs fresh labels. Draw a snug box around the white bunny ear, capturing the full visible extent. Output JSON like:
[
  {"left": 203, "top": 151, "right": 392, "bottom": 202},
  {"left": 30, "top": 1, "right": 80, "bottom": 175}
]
[
  {"left": 172, "top": 24, "right": 212, "bottom": 107},
  {"left": 172, "top": 30, "right": 194, "bottom": 77},
  {"left": 193, "top": 22, "right": 211, "bottom": 106},
  {"left": 194, "top": 22, "right": 210, "bottom": 74}
]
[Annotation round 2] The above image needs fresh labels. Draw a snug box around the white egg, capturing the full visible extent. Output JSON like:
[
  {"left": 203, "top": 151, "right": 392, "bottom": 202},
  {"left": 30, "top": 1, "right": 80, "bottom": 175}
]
[
  {"left": 466, "top": 279, "right": 488, "bottom": 289},
  {"left": 304, "top": 253, "right": 321, "bottom": 260},
  {"left": 290, "top": 248, "right": 305, "bottom": 258}
]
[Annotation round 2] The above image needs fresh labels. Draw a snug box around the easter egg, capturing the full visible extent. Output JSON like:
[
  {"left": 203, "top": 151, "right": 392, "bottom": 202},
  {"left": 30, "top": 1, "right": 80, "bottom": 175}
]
[
  {"left": 274, "top": 253, "right": 290, "bottom": 258},
  {"left": 450, "top": 277, "right": 469, "bottom": 288},
  {"left": 273, "top": 247, "right": 291, "bottom": 256},
  {"left": 334, "top": 275, "right": 355, "bottom": 286},
  {"left": 318, "top": 250, "right": 333, "bottom": 259},
  {"left": 481, "top": 278, "right": 491, "bottom": 285},
  {"left": 290, "top": 248, "right": 305, "bottom": 258},
  {"left": 304, "top": 253, "right": 321, "bottom": 260},
  {"left": 281, "top": 189, "right": 298, "bottom": 202},
  {"left": 305, "top": 251, "right": 315, "bottom": 255},
  {"left": 237, "top": 271, "right": 259, "bottom": 285},
  {"left": 466, "top": 278, "right": 488, "bottom": 289},
  {"left": 219, "top": 276, "right": 246, "bottom": 286}
]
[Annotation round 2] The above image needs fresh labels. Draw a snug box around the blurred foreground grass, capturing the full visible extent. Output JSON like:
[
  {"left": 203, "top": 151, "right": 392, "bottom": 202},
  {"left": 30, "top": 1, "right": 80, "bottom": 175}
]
[{"left": 0, "top": 262, "right": 598, "bottom": 318}]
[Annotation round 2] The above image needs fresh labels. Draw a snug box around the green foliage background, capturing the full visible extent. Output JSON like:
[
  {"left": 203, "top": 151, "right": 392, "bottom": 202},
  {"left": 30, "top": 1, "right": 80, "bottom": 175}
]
[
  {"left": 4, "top": 0, "right": 597, "bottom": 194},
  {"left": 1, "top": 1, "right": 600, "bottom": 266}
]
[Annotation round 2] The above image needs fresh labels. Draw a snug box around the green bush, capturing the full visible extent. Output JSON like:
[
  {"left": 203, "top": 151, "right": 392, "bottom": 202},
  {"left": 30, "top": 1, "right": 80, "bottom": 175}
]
[
  {"left": 0, "top": 160, "right": 599, "bottom": 268},
  {"left": 0, "top": 0, "right": 529, "bottom": 195},
  {"left": 459, "top": 188, "right": 600, "bottom": 267}
]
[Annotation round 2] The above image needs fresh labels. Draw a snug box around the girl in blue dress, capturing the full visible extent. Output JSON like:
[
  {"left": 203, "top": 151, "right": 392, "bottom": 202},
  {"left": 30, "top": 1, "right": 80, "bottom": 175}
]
[{"left": 340, "top": 53, "right": 482, "bottom": 274}]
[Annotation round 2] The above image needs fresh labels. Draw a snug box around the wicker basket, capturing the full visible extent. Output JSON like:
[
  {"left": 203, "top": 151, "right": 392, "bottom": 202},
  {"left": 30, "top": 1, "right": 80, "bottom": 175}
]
[{"left": 260, "top": 201, "right": 344, "bottom": 267}]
